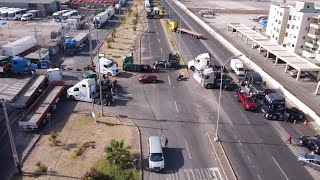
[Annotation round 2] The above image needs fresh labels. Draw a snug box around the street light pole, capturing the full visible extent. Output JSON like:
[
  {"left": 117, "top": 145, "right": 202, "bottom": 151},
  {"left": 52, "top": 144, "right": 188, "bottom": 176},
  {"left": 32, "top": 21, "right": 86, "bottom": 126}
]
[
  {"left": 214, "top": 54, "right": 242, "bottom": 142},
  {"left": 139, "top": 30, "right": 148, "bottom": 65}
]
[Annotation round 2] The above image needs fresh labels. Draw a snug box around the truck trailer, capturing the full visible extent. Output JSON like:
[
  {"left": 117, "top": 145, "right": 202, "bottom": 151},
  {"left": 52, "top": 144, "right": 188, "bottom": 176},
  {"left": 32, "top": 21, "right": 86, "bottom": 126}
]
[
  {"left": 93, "top": 11, "right": 109, "bottom": 29},
  {"left": 169, "top": 21, "right": 202, "bottom": 39},
  {"left": 1, "top": 36, "right": 37, "bottom": 56},
  {"left": 64, "top": 32, "right": 89, "bottom": 55},
  {"left": 18, "top": 81, "right": 65, "bottom": 130}
]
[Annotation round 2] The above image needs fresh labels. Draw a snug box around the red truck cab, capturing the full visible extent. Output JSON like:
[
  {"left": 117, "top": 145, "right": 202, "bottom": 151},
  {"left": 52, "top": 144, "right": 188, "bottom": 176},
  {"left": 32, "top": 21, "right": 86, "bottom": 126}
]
[{"left": 236, "top": 92, "right": 256, "bottom": 111}]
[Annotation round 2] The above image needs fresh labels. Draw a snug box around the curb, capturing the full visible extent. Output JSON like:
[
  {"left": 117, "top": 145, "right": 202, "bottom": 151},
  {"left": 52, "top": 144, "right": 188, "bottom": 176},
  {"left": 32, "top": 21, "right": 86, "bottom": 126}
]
[
  {"left": 21, "top": 134, "right": 42, "bottom": 164},
  {"left": 159, "top": 18, "right": 190, "bottom": 78}
]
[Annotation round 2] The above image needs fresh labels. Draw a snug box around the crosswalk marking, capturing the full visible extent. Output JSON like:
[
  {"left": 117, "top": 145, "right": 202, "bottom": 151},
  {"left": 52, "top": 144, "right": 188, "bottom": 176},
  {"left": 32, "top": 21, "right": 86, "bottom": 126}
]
[{"left": 166, "top": 167, "right": 223, "bottom": 180}]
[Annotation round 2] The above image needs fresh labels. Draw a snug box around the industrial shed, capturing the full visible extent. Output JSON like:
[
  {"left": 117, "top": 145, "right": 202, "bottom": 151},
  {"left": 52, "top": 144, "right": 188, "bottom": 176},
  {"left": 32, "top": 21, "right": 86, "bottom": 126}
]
[{"left": 0, "top": 0, "right": 61, "bottom": 16}]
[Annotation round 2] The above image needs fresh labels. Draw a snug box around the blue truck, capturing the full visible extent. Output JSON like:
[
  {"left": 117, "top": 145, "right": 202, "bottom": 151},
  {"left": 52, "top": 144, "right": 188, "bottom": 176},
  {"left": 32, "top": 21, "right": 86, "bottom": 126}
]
[{"left": 64, "top": 32, "right": 89, "bottom": 56}]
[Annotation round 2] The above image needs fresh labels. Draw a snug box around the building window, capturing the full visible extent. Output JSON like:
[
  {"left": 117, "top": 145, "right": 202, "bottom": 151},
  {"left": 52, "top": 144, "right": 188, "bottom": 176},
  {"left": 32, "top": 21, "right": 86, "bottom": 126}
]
[
  {"left": 292, "top": 44, "right": 295, "bottom": 47},
  {"left": 285, "top": 32, "right": 288, "bottom": 37},
  {"left": 296, "top": 26, "right": 299, "bottom": 29},
  {"left": 291, "top": 25, "right": 295, "bottom": 29},
  {"left": 276, "top": 37, "right": 278, "bottom": 40},
  {"left": 275, "top": 19, "right": 277, "bottom": 22},
  {"left": 294, "top": 35, "right": 296, "bottom": 38},
  {"left": 289, "top": 15, "right": 292, "bottom": 20},
  {"left": 290, "top": 34, "right": 293, "bottom": 38},
  {"left": 293, "top": 16, "right": 296, "bottom": 20},
  {"left": 298, "top": 16, "right": 301, "bottom": 20},
  {"left": 307, "top": 6, "right": 310, "bottom": 8}
]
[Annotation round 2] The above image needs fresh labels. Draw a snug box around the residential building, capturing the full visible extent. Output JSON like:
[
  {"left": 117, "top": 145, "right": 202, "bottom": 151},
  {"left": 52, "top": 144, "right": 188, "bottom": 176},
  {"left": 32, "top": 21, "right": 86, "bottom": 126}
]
[
  {"left": 0, "top": 0, "right": 61, "bottom": 16},
  {"left": 266, "top": 4, "right": 290, "bottom": 45},
  {"left": 266, "top": 1, "right": 320, "bottom": 56},
  {"left": 302, "top": 16, "right": 320, "bottom": 60}
]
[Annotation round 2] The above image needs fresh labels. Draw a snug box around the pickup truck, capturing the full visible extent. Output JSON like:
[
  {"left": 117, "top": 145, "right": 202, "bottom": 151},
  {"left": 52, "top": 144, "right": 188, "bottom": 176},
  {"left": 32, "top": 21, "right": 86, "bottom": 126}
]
[
  {"left": 236, "top": 91, "right": 256, "bottom": 111},
  {"left": 299, "top": 135, "right": 320, "bottom": 154}
]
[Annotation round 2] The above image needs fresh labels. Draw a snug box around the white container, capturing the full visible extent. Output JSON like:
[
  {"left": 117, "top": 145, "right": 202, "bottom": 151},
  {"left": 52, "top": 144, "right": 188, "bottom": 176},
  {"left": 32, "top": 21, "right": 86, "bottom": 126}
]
[{"left": 1, "top": 36, "right": 37, "bottom": 56}]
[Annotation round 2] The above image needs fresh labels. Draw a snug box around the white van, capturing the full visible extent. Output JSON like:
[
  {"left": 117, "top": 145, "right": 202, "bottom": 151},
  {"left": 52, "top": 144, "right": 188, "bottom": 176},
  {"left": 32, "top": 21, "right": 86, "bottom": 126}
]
[
  {"left": 148, "top": 136, "right": 165, "bottom": 172},
  {"left": 230, "top": 58, "right": 245, "bottom": 76},
  {"left": 21, "top": 13, "right": 33, "bottom": 21}
]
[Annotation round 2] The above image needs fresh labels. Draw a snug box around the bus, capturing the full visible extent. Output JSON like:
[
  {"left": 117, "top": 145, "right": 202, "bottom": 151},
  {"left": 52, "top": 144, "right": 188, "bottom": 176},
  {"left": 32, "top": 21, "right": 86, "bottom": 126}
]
[
  {"left": 153, "top": 7, "right": 160, "bottom": 19},
  {"left": 0, "top": 8, "right": 16, "bottom": 20},
  {"left": 8, "top": 8, "right": 26, "bottom": 20},
  {"left": 52, "top": 10, "right": 69, "bottom": 22},
  {"left": 61, "top": 11, "right": 74, "bottom": 22}
]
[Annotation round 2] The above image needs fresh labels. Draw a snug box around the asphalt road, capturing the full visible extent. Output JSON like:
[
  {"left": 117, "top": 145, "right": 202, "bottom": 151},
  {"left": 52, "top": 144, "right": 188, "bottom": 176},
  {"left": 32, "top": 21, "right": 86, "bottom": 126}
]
[
  {"left": 0, "top": 19, "right": 113, "bottom": 179},
  {"left": 161, "top": 0, "right": 316, "bottom": 179}
]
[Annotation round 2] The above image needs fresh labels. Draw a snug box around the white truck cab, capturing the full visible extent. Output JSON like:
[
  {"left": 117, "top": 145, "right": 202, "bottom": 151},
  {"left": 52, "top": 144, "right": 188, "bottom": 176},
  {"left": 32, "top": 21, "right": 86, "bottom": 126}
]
[
  {"left": 96, "top": 57, "right": 119, "bottom": 76},
  {"left": 67, "top": 78, "right": 97, "bottom": 102},
  {"left": 188, "top": 53, "right": 211, "bottom": 71},
  {"left": 230, "top": 58, "right": 245, "bottom": 76}
]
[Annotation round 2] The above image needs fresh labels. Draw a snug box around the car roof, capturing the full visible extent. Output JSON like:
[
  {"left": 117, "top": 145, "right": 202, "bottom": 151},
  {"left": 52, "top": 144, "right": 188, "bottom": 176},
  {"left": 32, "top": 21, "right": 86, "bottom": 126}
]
[{"left": 242, "top": 93, "right": 252, "bottom": 98}]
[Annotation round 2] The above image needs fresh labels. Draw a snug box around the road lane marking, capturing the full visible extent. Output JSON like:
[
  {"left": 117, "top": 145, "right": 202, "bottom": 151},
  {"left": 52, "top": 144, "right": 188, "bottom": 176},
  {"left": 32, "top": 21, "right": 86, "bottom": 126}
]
[
  {"left": 240, "top": 110, "right": 251, "bottom": 124},
  {"left": 160, "top": 48, "right": 163, "bottom": 52},
  {"left": 206, "top": 132, "right": 228, "bottom": 180},
  {"left": 158, "top": 38, "right": 160, "bottom": 43},
  {"left": 174, "top": 100, "right": 179, "bottom": 113},
  {"left": 257, "top": 174, "right": 262, "bottom": 180},
  {"left": 247, "top": 156, "right": 252, "bottom": 163},
  {"left": 238, "top": 139, "right": 243, "bottom": 146},
  {"left": 272, "top": 156, "right": 289, "bottom": 180},
  {"left": 184, "top": 139, "right": 192, "bottom": 159},
  {"left": 157, "top": 31, "right": 158, "bottom": 35},
  {"left": 168, "top": 76, "right": 171, "bottom": 85},
  {"left": 155, "top": 25, "right": 156, "bottom": 29}
]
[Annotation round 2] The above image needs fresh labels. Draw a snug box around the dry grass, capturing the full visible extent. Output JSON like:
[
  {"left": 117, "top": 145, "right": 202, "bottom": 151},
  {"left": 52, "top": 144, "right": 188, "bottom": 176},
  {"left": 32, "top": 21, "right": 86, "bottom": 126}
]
[
  {"left": 99, "top": 0, "right": 145, "bottom": 67},
  {"left": 21, "top": 112, "right": 139, "bottom": 179}
]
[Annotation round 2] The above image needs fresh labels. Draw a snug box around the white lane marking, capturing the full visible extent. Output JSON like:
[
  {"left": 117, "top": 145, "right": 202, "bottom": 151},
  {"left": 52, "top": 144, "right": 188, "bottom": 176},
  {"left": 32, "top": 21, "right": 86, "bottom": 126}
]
[
  {"left": 206, "top": 132, "right": 228, "bottom": 180},
  {"left": 160, "top": 48, "right": 163, "bottom": 52},
  {"left": 240, "top": 110, "right": 251, "bottom": 124},
  {"left": 257, "top": 174, "right": 262, "bottom": 180},
  {"left": 174, "top": 100, "right": 179, "bottom": 113},
  {"left": 168, "top": 76, "right": 171, "bottom": 85},
  {"left": 155, "top": 25, "right": 156, "bottom": 29},
  {"left": 238, "top": 139, "right": 243, "bottom": 146},
  {"left": 157, "top": 31, "right": 158, "bottom": 35},
  {"left": 184, "top": 139, "right": 192, "bottom": 159},
  {"left": 272, "top": 156, "right": 289, "bottom": 180},
  {"left": 158, "top": 38, "right": 160, "bottom": 43},
  {"left": 247, "top": 156, "right": 252, "bottom": 163}
]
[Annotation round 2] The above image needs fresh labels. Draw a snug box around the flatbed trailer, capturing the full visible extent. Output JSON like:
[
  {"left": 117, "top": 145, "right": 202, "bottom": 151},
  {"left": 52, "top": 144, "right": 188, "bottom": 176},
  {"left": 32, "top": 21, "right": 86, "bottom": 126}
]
[
  {"left": 176, "top": 28, "right": 202, "bottom": 39},
  {"left": 10, "top": 74, "right": 47, "bottom": 109},
  {"left": 19, "top": 81, "right": 65, "bottom": 130}
]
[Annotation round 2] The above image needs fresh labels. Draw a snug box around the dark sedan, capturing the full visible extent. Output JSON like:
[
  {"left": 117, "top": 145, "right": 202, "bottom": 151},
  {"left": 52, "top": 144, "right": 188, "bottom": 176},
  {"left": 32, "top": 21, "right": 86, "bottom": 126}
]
[
  {"left": 138, "top": 75, "right": 157, "bottom": 83},
  {"left": 300, "top": 135, "right": 320, "bottom": 154}
]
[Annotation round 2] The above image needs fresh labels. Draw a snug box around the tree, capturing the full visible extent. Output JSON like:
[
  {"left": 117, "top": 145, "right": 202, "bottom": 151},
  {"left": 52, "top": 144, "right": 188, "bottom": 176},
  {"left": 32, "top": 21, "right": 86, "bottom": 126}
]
[
  {"left": 105, "top": 139, "right": 131, "bottom": 167},
  {"left": 49, "top": 131, "right": 59, "bottom": 146}
]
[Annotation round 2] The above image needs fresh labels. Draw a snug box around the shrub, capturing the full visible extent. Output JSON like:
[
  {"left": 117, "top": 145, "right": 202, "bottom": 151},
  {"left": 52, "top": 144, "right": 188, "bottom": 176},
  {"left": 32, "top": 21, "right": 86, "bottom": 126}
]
[
  {"left": 81, "top": 168, "right": 111, "bottom": 180},
  {"left": 49, "top": 131, "right": 59, "bottom": 146},
  {"left": 34, "top": 162, "right": 48, "bottom": 175}
]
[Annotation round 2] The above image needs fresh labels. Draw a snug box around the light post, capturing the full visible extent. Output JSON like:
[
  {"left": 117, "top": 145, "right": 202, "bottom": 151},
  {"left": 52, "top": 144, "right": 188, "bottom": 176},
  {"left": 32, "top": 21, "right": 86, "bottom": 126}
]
[
  {"left": 248, "top": 26, "right": 256, "bottom": 61},
  {"left": 214, "top": 54, "right": 243, "bottom": 142},
  {"left": 139, "top": 30, "right": 148, "bottom": 64}
]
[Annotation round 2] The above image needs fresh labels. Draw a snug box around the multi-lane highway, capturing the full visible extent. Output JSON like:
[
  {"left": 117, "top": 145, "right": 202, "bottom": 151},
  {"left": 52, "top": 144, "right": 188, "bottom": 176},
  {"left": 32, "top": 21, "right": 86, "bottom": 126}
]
[{"left": 160, "top": 0, "right": 317, "bottom": 179}]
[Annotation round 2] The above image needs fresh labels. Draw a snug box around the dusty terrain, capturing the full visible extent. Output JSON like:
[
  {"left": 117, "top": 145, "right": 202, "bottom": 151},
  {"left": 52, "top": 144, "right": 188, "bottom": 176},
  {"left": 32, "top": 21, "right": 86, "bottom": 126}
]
[{"left": 20, "top": 112, "right": 139, "bottom": 179}]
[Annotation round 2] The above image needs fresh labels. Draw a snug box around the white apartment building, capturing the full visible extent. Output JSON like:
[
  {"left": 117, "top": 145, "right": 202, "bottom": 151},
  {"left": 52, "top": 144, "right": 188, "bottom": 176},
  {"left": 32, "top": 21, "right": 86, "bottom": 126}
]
[
  {"left": 302, "top": 16, "right": 320, "bottom": 60},
  {"left": 266, "top": 1, "right": 320, "bottom": 55},
  {"left": 266, "top": 4, "right": 290, "bottom": 45}
]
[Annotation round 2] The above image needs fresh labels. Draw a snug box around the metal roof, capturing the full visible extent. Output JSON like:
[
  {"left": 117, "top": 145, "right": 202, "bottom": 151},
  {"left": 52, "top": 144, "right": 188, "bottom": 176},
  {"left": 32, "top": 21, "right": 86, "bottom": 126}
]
[
  {"left": 0, "top": 0, "right": 59, "bottom": 3},
  {"left": 228, "top": 23, "right": 320, "bottom": 72}
]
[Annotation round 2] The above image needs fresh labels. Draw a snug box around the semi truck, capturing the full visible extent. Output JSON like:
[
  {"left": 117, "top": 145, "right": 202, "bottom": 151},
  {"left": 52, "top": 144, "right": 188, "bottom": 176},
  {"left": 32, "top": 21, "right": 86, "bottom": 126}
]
[
  {"left": 240, "top": 71, "right": 265, "bottom": 99},
  {"left": 193, "top": 68, "right": 235, "bottom": 89},
  {"left": 169, "top": 21, "right": 202, "bottom": 39},
  {"left": 153, "top": 52, "right": 180, "bottom": 69},
  {"left": 188, "top": 53, "right": 211, "bottom": 71},
  {"left": 18, "top": 81, "right": 65, "bottom": 130},
  {"left": 122, "top": 53, "right": 153, "bottom": 72},
  {"left": 64, "top": 32, "right": 89, "bottom": 56},
  {"left": 67, "top": 78, "right": 114, "bottom": 106},
  {"left": 10, "top": 68, "right": 62, "bottom": 109},
  {"left": 84, "top": 56, "right": 119, "bottom": 77},
  {"left": 1, "top": 36, "right": 37, "bottom": 56},
  {"left": 93, "top": 11, "right": 109, "bottom": 29}
]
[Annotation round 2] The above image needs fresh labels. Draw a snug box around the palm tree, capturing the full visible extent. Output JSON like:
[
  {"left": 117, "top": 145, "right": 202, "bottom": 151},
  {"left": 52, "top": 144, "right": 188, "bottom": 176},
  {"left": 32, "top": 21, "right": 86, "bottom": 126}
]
[{"left": 105, "top": 139, "right": 131, "bottom": 166}]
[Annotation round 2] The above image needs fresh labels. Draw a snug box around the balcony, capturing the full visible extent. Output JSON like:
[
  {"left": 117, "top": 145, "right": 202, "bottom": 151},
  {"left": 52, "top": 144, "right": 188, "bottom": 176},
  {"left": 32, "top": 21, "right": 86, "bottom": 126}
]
[
  {"left": 305, "top": 41, "right": 318, "bottom": 48},
  {"left": 307, "top": 33, "right": 320, "bottom": 39},
  {"left": 310, "top": 23, "right": 320, "bottom": 29},
  {"left": 302, "top": 50, "right": 316, "bottom": 58}
]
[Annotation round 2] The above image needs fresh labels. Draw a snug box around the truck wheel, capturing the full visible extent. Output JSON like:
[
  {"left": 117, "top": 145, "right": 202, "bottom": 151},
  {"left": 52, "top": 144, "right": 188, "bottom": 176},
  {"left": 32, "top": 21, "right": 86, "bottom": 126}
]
[
  {"left": 205, "top": 84, "right": 212, "bottom": 89},
  {"left": 272, "top": 115, "right": 277, "bottom": 120},
  {"left": 69, "top": 96, "right": 75, "bottom": 100},
  {"left": 190, "top": 66, "right": 195, "bottom": 71},
  {"left": 107, "top": 72, "right": 112, "bottom": 76},
  {"left": 94, "top": 99, "right": 101, "bottom": 105}
]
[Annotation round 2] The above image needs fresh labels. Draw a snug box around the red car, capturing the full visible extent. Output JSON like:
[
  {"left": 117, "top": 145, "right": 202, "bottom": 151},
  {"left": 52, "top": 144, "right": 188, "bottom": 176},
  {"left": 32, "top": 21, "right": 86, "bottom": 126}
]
[
  {"left": 236, "top": 92, "right": 256, "bottom": 111},
  {"left": 138, "top": 75, "right": 157, "bottom": 83}
]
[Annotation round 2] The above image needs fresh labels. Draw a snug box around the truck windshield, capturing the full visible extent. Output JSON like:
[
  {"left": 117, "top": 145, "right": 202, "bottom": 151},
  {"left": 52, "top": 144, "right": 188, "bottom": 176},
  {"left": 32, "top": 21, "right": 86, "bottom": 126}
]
[
  {"left": 61, "top": 16, "right": 68, "bottom": 20},
  {"left": 1, "top": 12, "right": 8, "bottom": 17},
  {"left": 238, "top": 68, "right": 245, "bottom": 71},
  {"left": 150, "top": 153, "right": 163, "bottom": 162},
  {"left": 8, "top": 12, "right": 15, "bottom": 17}
]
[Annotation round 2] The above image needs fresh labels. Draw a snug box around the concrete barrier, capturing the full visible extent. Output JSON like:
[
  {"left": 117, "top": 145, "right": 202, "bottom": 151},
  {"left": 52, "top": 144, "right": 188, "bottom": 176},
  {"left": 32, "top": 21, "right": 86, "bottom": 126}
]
[{"left": 172, "top": 0, "right": 320, "bottom": 125}]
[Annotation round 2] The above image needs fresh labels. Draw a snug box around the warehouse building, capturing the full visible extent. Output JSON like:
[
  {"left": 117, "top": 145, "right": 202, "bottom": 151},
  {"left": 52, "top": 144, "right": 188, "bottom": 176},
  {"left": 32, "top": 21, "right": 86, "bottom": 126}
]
[{"left": 0, "top": 0, "right": 61, "bottom": 16}]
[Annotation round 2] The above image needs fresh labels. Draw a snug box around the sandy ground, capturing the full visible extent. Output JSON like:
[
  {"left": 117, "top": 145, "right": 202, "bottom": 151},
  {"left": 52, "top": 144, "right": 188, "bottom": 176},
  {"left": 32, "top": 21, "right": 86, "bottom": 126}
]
[
  {"left": 20, "top": 112, "right": 139, "bottom": 179},
  {"left": 99, "top": 0, "right": 145, "bottom": 67}
]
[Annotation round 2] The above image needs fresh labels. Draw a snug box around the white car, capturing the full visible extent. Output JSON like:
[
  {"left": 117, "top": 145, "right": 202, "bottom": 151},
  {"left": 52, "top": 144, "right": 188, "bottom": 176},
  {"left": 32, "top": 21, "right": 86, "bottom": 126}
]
[
  {"left": 297, "top": 152, "right": 320, "bottom": 171},
  {"left": 289, "top": 69, "right": 308, "bottom": 78},
  {"left": 21, "top": 13, "right": 33, "bottom": 21}
]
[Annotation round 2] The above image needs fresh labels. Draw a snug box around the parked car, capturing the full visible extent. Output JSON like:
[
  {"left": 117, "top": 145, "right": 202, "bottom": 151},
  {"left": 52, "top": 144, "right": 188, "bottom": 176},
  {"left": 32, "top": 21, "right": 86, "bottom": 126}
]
[
  {"left": 289, "top": 69, "right": 308, "bottom": 78},
  {"left": 138, "top": 75, "right": 157, "bottom": 83},
  {"left": 299, "top": 135, "right": 320, "bottom": 154},
  {"left": 21, "top": 13, "right": 33, "bottom": 21},
  {"left": 285, "top": 107, "right": 305, "bottom": 122},
  {"left": 236, "top": 90, "right": 257, "bottom": 111},
  {"left": 297, "top": 152, "right": 320, "bottom": 171},
  {"left": 223, "top": 81, "right": 238, "bottom": 91}
]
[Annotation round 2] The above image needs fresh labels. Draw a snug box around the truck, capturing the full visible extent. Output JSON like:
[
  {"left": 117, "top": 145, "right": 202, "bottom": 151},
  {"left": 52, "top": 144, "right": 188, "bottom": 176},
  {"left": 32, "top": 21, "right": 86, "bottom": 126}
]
[
  {"left": 146, "top": 8, "right": 153, "bottom": 19},
  {"left": 67, "top": 78, "right": 114, "bottom": 106},
  {"left": 230, "top": 58, "right": 245, "bottom": 76},
  {"left": 18, "top": 81, "right": 65, "bottom": 130},
  {"left": 193, "top": 68, "right": 235, "bottom": 90},
  {"left": 93, "top": 11, "right": 109, "bottom": 29},
  {"left": 153, "top": 7, "right": 160, "bottom": 19},
  {"left": 10, "top": 68, "right": 62, "bottom": 109},
  {"left": 240, "top": 71, "right": 265, "bottom": 99},
  {"left": 188, "top": 53, "right": 211, "bottom": 71},
  {"left": 96, "top": 57, "right": 119, "bottom": 76},
  {"left": 67, "top": 15, "right": 86, "bottom": 29},
  {"left": 64, "top": 32, "right": 89, "bottom": 56},
  {"left": 169, "top": 21, "right": 202, "bottom": 39},
  {"left": 153, "top": 52, "right": 180, "bottom": 69},
  {"left": 261, "top": 92, "right": 286, "bottom": 120},
  {"left": 1, "top": 36, "right": 37, "bottom": 56},
  {"left": 235, "top": 90, "right": 257, "bottom": 111},
  {"left": 122, "top": 53, "right": 153, "bottom": 72},
  {"left": 107, "top": 6, "right": 115, "bottom": 20}
]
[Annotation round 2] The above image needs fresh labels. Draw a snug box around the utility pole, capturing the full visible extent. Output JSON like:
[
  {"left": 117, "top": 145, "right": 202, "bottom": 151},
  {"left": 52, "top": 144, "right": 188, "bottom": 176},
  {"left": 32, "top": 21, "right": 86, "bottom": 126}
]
[
  {"left": 31, "top": 28, "right": 42, "bottom": 61},
  {"left": 95, "top": 24, "right": 103, "bottom": 116},
  {"left": 1, "top": 101, "right": 21, "bottom": 174}
]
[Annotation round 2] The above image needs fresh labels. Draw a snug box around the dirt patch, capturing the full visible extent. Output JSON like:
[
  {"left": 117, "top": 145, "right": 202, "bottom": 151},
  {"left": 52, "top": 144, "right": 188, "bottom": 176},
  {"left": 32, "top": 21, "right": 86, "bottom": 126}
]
[
  {"left": 99, "top": 0, "right": 145, "bottom": 68},
  {"left": 20, "top": 112, "right": 139, "bottom": 179}
]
